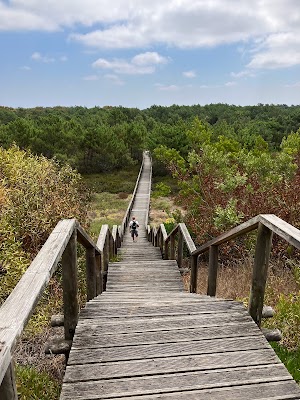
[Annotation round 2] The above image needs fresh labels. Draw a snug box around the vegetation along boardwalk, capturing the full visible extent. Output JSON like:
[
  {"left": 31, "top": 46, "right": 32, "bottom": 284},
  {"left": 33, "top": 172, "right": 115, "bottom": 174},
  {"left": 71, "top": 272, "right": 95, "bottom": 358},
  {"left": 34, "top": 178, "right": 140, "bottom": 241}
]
[{"left": 60, "top": 153, "right": 300, "bottom": 400}]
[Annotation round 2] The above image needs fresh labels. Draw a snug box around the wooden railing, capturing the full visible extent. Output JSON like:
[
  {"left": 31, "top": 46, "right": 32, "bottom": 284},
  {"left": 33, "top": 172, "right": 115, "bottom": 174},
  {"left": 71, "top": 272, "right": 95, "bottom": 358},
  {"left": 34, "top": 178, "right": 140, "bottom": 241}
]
[
  {"left": 149, "top": 223, "right": 196, "bottom": 271},
  {"left": 0, "top": 220, "right": 120, "bottom": 399},
  {"left": 97, "top": 224, "right": 121, "bottom": 290},
  {"left": 149, "top": 214, "right": 300, "bottom": 328}
]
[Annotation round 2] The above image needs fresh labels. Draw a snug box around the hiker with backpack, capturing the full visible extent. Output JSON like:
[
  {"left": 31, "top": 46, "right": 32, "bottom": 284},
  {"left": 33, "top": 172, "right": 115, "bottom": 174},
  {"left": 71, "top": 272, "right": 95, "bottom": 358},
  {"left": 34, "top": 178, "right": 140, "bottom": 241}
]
[{"left": 129, "top": 216, "right": 139, "bottom": 242}]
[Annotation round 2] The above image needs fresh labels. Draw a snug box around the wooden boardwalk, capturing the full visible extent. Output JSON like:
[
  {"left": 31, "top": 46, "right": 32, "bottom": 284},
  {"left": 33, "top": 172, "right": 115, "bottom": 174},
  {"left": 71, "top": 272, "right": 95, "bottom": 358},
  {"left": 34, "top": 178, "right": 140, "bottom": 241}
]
[{"left": 60, "top": 154, "right": 300, "bottom": 399}]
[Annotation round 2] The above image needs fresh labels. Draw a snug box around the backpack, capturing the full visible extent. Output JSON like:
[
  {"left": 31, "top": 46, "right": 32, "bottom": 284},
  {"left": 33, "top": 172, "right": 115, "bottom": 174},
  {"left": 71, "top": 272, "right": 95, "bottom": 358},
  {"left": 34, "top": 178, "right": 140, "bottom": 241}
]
[{"left": 131, "top": 221, "right": 137, "bottom": 230}]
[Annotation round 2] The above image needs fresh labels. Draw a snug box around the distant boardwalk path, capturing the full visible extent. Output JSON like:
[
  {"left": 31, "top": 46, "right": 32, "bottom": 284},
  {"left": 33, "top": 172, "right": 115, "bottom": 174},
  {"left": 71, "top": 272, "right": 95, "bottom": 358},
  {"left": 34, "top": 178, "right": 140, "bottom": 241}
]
[{"left": 60, "top": 153, "right": 300, "bottom": 400}]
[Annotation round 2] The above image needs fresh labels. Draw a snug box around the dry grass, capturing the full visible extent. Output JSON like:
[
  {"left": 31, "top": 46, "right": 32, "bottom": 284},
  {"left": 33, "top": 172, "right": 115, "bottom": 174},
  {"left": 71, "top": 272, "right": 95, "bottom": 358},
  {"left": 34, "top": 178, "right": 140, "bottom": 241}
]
[
  {"left": 182, "top": 256, "right": 299, "bottom": 307},
  {"left": 14, "top": 326, "right": 66, "bottom": 381}
]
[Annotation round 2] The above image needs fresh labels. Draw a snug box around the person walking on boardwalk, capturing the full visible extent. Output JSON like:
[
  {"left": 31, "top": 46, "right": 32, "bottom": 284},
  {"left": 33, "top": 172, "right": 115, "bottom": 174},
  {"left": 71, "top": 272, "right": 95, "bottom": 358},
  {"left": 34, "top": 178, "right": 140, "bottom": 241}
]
[{"left": 129, "top": 216, "right": 139, "bottom": 242}]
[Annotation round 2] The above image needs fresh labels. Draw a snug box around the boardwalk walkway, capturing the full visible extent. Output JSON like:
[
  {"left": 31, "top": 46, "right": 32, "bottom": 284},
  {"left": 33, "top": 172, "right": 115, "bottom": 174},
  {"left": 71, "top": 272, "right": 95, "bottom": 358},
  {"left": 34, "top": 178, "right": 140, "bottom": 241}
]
[{"left": 60, "top": 154, "right": 300, "bottom": 399}]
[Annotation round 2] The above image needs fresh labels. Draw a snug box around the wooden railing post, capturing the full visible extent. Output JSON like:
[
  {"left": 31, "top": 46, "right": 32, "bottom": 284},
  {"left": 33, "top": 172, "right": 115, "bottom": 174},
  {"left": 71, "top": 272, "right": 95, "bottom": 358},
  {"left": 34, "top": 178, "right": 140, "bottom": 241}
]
[
  {"left": 86, "top": 247, "right": 97, "bottom": 301},
  {"left": 249, "top": 223, "right": 273, "bottom": 327},
  {"left": 177, "top": 230, "right": 183, "bottom": 269},
  {"left": 62, "top": 230, "right": 78, "bottom": 341},
  {"left": 0, "top": 361, "right": 18, "bottom": 400},
  {"left": 159, "top": 231, "right": 163, "bottom": 252},
  {"left": 164, "top": 240, "right": 169, "bottom": 260},
  {"left": 190, "top": 254, "right": 198, "bottom": 293},
  {"left": 109, "top": 231, "right": 114, "bottom": 257},
  {"left": 95, "top": 253, "right": 102, "bottom": 295},
  {"left": 103, "top": 235, "right": 109, "bottom": 291},
  {"left": 207, "top": 245, "right": 219, "bottom": 296},
  {"left": 170, "top": 235, "right": 175, "bottom": 259}
]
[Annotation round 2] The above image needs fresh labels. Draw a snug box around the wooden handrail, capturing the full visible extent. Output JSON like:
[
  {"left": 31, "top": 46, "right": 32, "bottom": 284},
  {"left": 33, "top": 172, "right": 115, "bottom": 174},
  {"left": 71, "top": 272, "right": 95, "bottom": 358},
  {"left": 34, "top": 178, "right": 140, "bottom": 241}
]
[
  {"left": 0, "top": 219, "right": 119, "bottom": 397},
  {"left": 144, "top": 152, "right": 152, "bottom": 229},
  {"left": 150, "top": 222, "right": 196, "bottom": 266},
  {"left": 148, "top": 214, "right": 300, "bottom": 330}
]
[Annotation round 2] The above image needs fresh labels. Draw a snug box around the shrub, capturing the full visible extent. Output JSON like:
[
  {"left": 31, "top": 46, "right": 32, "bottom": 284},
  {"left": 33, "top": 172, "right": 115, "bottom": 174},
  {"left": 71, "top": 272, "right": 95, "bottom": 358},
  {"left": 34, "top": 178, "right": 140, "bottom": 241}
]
[{"left": 0, "top": 145, "right": 89, "bottom": 303}]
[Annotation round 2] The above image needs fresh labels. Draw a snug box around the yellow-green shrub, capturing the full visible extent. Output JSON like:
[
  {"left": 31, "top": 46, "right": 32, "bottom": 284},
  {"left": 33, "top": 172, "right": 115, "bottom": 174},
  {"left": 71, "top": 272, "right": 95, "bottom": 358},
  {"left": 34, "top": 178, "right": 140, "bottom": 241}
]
[{"left": 0, "top": 145, "right": 89, "bottom": 303}]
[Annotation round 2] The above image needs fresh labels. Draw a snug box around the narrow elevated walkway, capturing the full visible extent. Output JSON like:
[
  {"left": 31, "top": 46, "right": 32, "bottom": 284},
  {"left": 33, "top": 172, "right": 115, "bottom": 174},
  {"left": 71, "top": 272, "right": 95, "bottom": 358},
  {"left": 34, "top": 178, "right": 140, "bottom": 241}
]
[{"left": 60, "top": 154, "right": 300, "bottom": 399}]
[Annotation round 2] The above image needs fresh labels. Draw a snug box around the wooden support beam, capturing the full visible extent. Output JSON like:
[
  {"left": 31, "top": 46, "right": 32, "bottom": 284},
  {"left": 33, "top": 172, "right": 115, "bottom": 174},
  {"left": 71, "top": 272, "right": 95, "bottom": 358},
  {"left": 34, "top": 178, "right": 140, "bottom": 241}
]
[
  {"left": 86, "top": 247, "right": 97, "bottom": 301},
  {"left": 0, "top": 361, "right": 18, "bottom": 400},
  {"left": 190, "top": 254, "right": 198, "bottom": 293},
  {"left": 103, "top": 237, "right": 109, "bottom": 291},
  {"left": 170, "top": 235, "right": 175, "bottom": 260},
  {"left": 177, "top": 230, "right": 183, "bottom": 269},
  {"left": 248, "top": 223, "right": 273, "bottom": 327},
  {"left": 164, "top": 240, "right": 169, "bottom": 260},
  {"left": 95, "top": 253, "right": 102, "bottom": 295},
  {"left": 62, "top": 230, "right": 78, "bottom": 341},
  {"left": 207, "top": 245, "right": 219, "bottom": 297}
]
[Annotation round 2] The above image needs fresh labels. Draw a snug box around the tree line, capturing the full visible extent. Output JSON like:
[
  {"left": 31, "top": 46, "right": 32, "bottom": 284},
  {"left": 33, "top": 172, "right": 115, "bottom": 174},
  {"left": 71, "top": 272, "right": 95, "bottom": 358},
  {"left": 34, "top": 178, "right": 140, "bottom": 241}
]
[{"left": 1, "top": 103, "right": 300, "bottom": 173}]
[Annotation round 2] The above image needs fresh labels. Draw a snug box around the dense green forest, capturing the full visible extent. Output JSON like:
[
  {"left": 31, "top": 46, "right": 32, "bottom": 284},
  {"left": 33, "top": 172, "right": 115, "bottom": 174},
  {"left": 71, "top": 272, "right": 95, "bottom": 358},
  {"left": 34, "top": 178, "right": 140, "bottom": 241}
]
[{"left": 1, "top": 103, "right": 300, "bottom": 173}]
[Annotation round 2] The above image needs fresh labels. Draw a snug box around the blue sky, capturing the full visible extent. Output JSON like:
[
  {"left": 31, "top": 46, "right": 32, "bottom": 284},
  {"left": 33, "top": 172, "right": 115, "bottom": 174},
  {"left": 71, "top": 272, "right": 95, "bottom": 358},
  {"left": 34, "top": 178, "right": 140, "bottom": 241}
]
[{"left": 1, "top": 0, "right": 300, "bottom": 109}]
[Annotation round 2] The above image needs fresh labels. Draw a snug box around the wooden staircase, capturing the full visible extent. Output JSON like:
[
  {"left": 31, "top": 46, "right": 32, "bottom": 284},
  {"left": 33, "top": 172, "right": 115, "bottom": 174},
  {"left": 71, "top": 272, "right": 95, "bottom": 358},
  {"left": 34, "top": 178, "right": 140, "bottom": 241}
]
[{"left": 59, "top": 153, "right": 300, "bottom": 400}]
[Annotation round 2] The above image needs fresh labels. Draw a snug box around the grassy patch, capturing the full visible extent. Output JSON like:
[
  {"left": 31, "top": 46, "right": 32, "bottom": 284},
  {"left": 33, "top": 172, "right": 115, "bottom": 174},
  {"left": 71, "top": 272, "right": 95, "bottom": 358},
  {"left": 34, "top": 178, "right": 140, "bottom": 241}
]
[
  {"left": 83, "top": 165, "right": 140, "bottom": 194},
  {"left": 88, "top": 192, "right": 131, "bottom": 239},
  {"left": 271, "top": 343, "right": 300, "bottom": 382},
  {"left": 16, "top": 365, "right": 60, "bottom": 400}
]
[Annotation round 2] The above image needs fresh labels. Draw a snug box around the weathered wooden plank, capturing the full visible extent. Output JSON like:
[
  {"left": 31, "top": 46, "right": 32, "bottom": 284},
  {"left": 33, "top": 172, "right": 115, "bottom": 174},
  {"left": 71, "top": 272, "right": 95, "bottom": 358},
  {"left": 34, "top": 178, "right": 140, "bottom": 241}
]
[
  {"left": 63, "top": 348, "right": 279, "bottom": 382},
  {"left": 68, "top": 335, "right": 270, "bottom": 364},
  {"left": 259, "top": 214, "right": 300, "bottom": 250},
  {"left": 72, "top": 323, "right": 261, "bottom": 348},
  {"left": 80, "top": 300, "right": 244, "bottom": 316},
  {"left": 62, "top": 364, "right": 294, "bottom": 399},
  {"left": 61, "top": 380, "right": 300, "bottom": 400},
  {"left": 178, "top": 223, "right": 197, "bottom": 254},
  {"left": 75, "top": 313, "right": 253, "bottom": 334}
]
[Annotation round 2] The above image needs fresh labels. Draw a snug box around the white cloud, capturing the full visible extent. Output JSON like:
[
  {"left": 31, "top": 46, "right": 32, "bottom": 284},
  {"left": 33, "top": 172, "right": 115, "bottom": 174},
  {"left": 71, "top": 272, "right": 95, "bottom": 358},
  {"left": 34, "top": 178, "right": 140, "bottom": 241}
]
[
  {"left": 132, "top": 52, "right": 169, "bottom": 66},
  {"left": 247, "top": 32, "right": 300, "bottom": 69},
  {"left": 83, "top": 75, "right": 99, "bottom": 81},
  {"left": 31, "top": 52, "right": 55, "bottom": 63},
  {"left": 0, "top": 2, "right": 58, "bottom": 31},
  {"left": 231, "top": 70, "right": 257, "bottom": 79},
  {"left": 155, "top": 83, "right": 179, "bottom": 91},
  {"left": 104, "top": 74, "right": 125, "bottom": 85},
  {"left": 92, "top": 52, "right": 168, "bottom": 75},
  {"left": 225, "top": 81, "right": 237, "bottom": 87},
  {"left": 284, "top": 82, "right": 300, "bottom": 88},
  {"left": 20, "top": 65, "right": 31, "bottom": 71},
  {"left": 183, "top": 70, "right": 196, "bottom": 78},
  {"left": 60, "top": 55, "right": 68, "bottom": 62},
  {"left": 2, "top": 0, "right": 300, "bottom": 73},
  {"left": 93, "top": 58, "right": 154, "bottom": 74}
]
